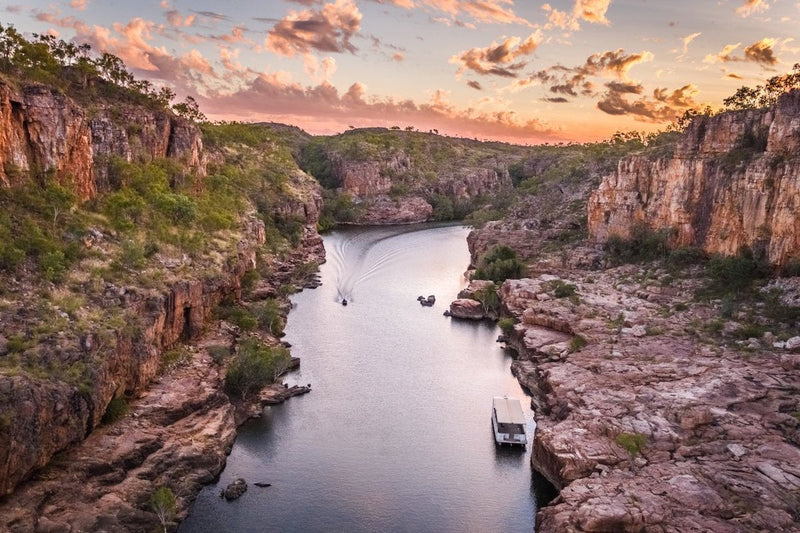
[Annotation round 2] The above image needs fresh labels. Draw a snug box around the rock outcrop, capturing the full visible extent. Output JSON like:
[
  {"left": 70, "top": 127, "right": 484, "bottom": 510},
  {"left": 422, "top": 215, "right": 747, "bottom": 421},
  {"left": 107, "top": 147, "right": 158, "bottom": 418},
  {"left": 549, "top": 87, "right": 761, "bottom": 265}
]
[
  {"left": 0, "top": 80, "right": 205, "bottom": 200},
  {"left": 498, "top": 272, "right": 800, "bottom": 532},
  {"left": 588, "top": 89, "right": 800, "bottom": 267}
]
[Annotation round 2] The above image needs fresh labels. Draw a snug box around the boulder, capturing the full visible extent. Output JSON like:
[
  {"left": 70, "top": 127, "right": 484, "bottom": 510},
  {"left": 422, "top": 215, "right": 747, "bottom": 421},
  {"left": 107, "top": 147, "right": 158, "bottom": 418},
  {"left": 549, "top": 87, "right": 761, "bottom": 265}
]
[
  {"left": 223, "top": 478, "right": 248, "bottom": 501},
  {"left": 448, "top": 299, "right": 485, "bottom": 320}
]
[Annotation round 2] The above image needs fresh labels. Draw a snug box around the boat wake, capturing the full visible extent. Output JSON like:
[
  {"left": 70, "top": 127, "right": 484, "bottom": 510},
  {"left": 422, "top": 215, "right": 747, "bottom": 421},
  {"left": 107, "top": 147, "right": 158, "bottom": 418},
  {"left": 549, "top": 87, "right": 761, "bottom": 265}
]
[{"left": 329, "top": 228, "right": 407, "bottom": 304}]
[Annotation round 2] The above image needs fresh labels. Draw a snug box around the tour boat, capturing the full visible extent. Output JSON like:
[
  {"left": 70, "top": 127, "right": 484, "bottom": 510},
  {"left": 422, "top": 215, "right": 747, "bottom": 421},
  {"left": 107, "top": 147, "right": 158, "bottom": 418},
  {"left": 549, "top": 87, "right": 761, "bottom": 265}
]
[{"left": 492, "top": 396, "right": 529, "bottom": 447}]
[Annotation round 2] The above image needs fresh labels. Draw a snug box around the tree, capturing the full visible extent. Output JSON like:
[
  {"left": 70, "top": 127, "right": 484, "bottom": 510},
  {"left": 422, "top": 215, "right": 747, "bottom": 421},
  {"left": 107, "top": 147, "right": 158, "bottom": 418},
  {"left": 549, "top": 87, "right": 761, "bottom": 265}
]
[
  {"left": 42, "top": 182, "right": 76, "bottom": 233},
  {"left": 724, "top": 64, "right": 800, "bottom": 111},
  {"left": 149, "top": 486, "right": 176, "bottom": 533},
  {"left": 172, "top": 96, "right": 206, "bottom": 122},
  {"left": 473, "top": 245, "right": 525, "bottom": 283}
]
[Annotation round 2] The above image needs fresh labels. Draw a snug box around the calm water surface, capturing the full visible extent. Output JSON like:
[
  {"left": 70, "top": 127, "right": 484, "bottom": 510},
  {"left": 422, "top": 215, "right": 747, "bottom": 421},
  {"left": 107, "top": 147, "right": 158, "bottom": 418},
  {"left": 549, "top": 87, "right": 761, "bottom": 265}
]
[{"left": 181, "top": 225, "right": 545, "bottom": 532}]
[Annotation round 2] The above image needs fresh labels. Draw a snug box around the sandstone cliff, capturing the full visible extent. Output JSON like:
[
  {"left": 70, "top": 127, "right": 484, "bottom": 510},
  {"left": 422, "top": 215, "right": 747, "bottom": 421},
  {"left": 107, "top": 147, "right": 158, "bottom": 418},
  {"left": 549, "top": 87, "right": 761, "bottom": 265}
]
[
  {"left": 304, "top": 129, "right": 515, "bottom": 224},
  {"left": 0, "top": 81, "right": 205, "bottom": 201},
  {"left": 0, "top": 91, "right": 324, "bottom": 504},
  {"left": 589, "top": 89, "right": 800, "bottom": 266}
]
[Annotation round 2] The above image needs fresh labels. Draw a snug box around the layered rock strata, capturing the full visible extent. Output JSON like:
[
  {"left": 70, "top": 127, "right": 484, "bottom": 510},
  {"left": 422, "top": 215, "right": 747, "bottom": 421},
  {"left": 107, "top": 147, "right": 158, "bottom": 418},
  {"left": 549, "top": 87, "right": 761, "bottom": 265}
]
[
  {"left": 0, "top": 81, "right": 204, "bottom": 201},
  {"left": 498, "top": 272, "right": 800, "bottom": 532},
  {"left": 588, "top": 89, "right": 800, "bottom": 267}
]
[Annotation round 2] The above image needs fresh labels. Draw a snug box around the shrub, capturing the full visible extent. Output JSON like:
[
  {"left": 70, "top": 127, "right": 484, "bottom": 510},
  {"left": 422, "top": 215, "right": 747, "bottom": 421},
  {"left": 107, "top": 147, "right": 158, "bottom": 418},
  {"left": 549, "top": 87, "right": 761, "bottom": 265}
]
[
  {"left": 252, "top": 299, "right": 285, "bottom": 335},
  {"left": 207, "top": 344, "right": 231, "bottom": 365},
  {"left": 497, "top": 317, "right": 516, "bottom": 335},
  {"left": 473, "top": 245, "right": 525, "bottom": 283},
  {"left": 568, "top": 335, "right": 587, "bottom": 353},
  {"left": 706, "top": 247, "right": 769, "bottom": 295},
  {"left": 604, "top": 223, "right": 673, "bottom": 265},
  {"left": 472, "top": 283, "right": 500, "bottom": 315},
  {"left": 216, "top": 305, "right": 258, "bottom": 331},
  {"left": 224, "top": 338, "right": 290, "bottom": 400},
  {"left": 550, "top": 280, "right": 577, "bottom": 298},
  {"left": 615, "top": 432, "right": 647, "bottom": 457}
]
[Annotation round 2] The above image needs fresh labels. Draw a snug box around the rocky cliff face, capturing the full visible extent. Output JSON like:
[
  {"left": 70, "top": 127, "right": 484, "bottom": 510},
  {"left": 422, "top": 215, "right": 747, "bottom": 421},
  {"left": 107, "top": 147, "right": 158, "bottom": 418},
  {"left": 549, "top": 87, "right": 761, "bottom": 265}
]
[
  {"left": 0, "top": 219, "right": 262, "bottom": 496},
  {"left": 0, "top": 81, "right": 205, "bottom": 200},
  {"left": 589, "top": 90, "right": 800, "bottom": 266},
  {"left": 322, "top": 134, "right": 513, "bottom": 224}
]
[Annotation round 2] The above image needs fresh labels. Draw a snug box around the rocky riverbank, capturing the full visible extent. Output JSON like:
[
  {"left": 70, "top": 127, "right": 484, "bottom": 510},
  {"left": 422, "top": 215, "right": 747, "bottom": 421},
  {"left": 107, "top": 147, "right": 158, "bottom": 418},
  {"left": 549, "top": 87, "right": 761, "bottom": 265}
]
[
  {"left": 495, "top": 267, "right": 800, "bottom": 532},
  {"left": 0, "top": 319, "right": 314, "bottom": 532}
]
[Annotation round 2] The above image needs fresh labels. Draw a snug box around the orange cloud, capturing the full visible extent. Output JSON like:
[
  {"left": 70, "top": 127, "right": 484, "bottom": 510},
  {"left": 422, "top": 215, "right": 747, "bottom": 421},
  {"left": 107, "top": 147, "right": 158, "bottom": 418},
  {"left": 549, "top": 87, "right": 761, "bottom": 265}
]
[
  {"left": 744, "top": 38, "right": 778, "bottom": 65},
  {"left": 735, "top": 0, "right": 769, "bottom": 17},
  {"left": 704, "top": 38, "right": 778, "bottom": 66},
  {"left": 70, "top": 0, "right": 88, "bottom": 10},
  {"left": 597, "top": 83, "right": 699, "bottom": 122},
  {"left": 542, "top": 0, "right": 611, "bottom": 31}
]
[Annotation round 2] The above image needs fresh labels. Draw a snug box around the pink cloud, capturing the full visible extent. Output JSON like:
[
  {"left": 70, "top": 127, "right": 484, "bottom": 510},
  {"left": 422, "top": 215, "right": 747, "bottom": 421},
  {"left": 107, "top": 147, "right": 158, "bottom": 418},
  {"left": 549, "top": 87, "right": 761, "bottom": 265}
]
[
  {"left": 266, "top": 0, "right": 362, "bottom": 57},
  {"left": 197, "top": 74, "right": 561, "bottom": 143},
  {"left": 450, "top": 32, "right": 542, "bottom": 78}
]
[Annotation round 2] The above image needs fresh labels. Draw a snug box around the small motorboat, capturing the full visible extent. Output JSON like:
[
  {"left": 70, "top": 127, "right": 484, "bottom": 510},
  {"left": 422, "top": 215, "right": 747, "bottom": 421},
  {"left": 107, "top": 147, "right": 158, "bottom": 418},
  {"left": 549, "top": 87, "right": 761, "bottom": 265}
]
[{"left": 342, "top": 298, "right": 348, "bottom": 306}]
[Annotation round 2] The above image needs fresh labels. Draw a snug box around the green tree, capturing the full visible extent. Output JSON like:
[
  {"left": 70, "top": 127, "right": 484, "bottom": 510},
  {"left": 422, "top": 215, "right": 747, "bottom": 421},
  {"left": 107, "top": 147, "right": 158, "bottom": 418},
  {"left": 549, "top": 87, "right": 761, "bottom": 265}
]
[
  {"left": 473, "top": 245, "right": 525, "bottom": 283},
  {"left": 149, "top": 486, "right": 176, "bottom": 533}
]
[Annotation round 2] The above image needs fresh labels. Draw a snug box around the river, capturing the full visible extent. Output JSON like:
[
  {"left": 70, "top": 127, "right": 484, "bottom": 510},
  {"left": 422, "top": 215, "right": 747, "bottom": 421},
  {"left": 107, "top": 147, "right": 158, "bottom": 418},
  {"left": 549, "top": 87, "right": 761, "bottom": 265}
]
[{"left": 180, "top": 224, "right": 550, "bottom": 532}]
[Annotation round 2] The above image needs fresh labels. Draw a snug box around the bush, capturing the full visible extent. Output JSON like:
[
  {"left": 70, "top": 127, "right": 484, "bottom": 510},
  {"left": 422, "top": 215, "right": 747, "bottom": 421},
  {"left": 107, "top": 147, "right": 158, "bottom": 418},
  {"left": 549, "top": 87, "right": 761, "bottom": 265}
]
[
  {"left": 497, "top": 317, "right": 516, "bottom": 335},
  {"left": 224, "top": 338, "right": 290, "bottom": 400},
  {"left": 568, "top": 335, "right": 587, "bottom": 353},
  {"left": 473, "top": 245, "right": 525, "bottom": 283},
  {"left": 207, "top": 344, "right": 231, "bottom": 365},
  {"left": 615, "top": 432, "right": 647, "bottom": 457},
  {"left": 603, "top": 223, "right": 672, "bottom": 265},
  {"left": 216, "top": 305, "right": 258, "bottom": 331},
  {"left": 706, "top": 247, "right": 768, "bottom": 294}
]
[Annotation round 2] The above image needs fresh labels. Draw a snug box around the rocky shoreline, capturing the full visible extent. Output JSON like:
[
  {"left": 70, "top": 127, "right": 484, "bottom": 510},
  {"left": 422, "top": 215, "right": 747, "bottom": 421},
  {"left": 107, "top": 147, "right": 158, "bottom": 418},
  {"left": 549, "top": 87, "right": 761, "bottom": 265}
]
[
  {"left": 492, "top": 268, "right": 800, "bottom": 532},
  {"left": 0, "top": 323, "right": 313, "bottom": 532}
]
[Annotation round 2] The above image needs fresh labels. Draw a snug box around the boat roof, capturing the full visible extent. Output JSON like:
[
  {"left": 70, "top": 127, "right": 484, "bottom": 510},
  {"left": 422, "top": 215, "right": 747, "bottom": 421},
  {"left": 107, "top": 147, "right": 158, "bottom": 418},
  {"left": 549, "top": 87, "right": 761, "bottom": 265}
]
[{"left": 493, "top": 396, "right": 526, "bottom": 424}]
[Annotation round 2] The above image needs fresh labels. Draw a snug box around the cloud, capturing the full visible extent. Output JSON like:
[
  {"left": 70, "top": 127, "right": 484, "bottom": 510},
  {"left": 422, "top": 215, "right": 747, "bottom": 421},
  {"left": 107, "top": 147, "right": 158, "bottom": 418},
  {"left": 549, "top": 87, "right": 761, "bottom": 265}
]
[
  {"left": 467, "top": 80, "right": 483, "bottom": 90},
  {"left": 704, "top": 38, "right": 778, "bottom": 66},
  {"left": 680, "top": 32, "right": 701, "bottom": 56},
  {"left": 744, "top": 38, "right": 778, "bottom": 65},
  {"left": 704, "top": 42, "right": 742, "bottom": 63},
  {"left": 70, "top": 0, "right": 88, "bottom": 10},
  {"left": 450, "top": 31, "right": 542, "bottom": 77},
  {"left": 735, "top": 0, "right": 769, "bottom": 17},
  {"left": 392, "top": 52, "right": 404, "bottom": 61},
  {"left": 197, "top": 74, "right": 560, "bottom": 143},
  {"left": 543, "top": 96, "right": 568, "bottom": 103},
  {"left": 266, "top": 0, "right": 362, "bottom": 56},
  {"left": 597, "top": 83, "right": 699, "bottom": 122},
  {"left": 375, "top": 0, "right": 531, "bottom": 25},
  {"left": 573, "top": 0, "right": 611, "bottom": 25},
  {"left": 542, "top": 0, "right": 611, "bottom": 31}
]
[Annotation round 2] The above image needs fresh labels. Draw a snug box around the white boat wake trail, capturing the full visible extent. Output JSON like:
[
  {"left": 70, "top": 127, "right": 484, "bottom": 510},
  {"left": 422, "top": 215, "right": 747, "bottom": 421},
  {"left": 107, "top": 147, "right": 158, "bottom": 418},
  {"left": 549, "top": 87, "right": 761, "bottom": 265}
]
[{"left": 329, "top": 227, "right": 417, "bottom": 304}]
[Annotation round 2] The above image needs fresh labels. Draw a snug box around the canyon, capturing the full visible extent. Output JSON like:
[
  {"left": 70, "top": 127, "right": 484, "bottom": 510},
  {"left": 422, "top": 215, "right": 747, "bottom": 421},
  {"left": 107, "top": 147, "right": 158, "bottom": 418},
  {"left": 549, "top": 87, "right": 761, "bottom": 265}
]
[{"left": 1, "top": 71, "right": 799, "bottom": 533}]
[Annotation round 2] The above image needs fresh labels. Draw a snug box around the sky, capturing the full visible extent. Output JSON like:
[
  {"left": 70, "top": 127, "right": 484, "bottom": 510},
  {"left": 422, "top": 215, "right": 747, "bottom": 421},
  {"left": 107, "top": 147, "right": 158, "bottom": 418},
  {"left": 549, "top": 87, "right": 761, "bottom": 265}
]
[{"left": 3, "top": 0, "right": 799, "bottom": 144}]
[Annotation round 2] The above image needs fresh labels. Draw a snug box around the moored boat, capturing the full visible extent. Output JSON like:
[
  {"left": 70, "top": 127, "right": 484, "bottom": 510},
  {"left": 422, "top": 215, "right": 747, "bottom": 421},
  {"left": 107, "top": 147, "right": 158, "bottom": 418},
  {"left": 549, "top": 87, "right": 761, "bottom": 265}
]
[{"left": 492, "top": 396, "right": 529, "bottom": 447}]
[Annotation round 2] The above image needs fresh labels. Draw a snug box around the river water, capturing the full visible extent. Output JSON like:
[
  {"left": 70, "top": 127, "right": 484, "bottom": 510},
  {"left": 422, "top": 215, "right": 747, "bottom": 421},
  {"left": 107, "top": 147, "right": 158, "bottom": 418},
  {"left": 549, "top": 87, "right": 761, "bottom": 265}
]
[{"left": 180, "top": 224, "right": 548, "bottom": 532}]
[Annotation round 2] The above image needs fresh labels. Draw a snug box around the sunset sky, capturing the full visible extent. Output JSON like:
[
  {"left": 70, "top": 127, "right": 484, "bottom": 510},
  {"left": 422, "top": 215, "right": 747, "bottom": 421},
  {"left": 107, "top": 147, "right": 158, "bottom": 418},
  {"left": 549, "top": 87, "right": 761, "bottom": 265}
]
[{"left": 3, "top": 0, "right": 799, "bottom": 143}]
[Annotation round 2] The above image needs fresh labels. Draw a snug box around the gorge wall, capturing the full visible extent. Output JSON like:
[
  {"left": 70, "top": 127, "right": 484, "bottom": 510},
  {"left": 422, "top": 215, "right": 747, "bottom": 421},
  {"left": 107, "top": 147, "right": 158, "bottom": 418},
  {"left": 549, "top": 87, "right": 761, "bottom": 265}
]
[
  {"left": 588, "top": 89, "right": 800, "bottom": 266},
  {"left": 0, "top": 81, "right": 204, "bottom": 201},
  {"left": 315, "top": 131, "right": 514, "bottom": 224},
  {"left": 0, "top": 82, "right": 324, "bottom": 498}
]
